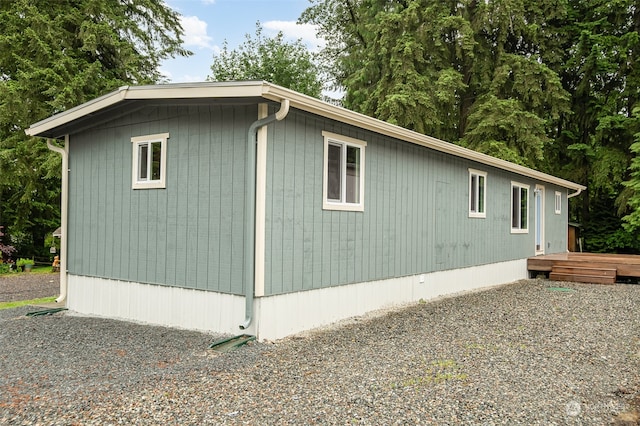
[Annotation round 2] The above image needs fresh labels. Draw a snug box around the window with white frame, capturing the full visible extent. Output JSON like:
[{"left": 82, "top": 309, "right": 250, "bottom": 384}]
[
  {"left": 322, "top": 131, "right": 366, "bottom": 211},
  {"left": 468, "top": 169, "right": 487, "bottom": 218},
  {"left": 131, "top": 133, "right": 169, "bottom": 189},
  {"left": 511, "top": 182, "right": 529, "bottom": 233},
  {"left": 555, "top": 191, "right": 562, "bottom": 214}
]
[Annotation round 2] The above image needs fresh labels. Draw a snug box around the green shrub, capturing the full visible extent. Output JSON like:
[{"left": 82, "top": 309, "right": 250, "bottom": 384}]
[{"left": 16, "top": 258, "right": 34, "bottom": 267}]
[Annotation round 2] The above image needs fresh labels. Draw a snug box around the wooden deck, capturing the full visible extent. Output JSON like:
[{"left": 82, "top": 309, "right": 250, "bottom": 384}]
[{"left": 527, "top": 252, "right": 640, "bottom": 284}]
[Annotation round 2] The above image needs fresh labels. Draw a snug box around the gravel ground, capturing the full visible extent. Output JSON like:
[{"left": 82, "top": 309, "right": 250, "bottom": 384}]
[
  {"left": 1, "top": 278, "right": 639, "bottom": 425},
  {"left": 0, "top": 272, "right": 59, "bottom": 302}
]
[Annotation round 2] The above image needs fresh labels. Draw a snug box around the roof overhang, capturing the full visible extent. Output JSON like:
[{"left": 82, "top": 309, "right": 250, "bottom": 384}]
[
  {"left": 26, "top": 81, "right": 269, "bottom": 138},
  {"left": 26, "top": 81, "right": 586, "bottom": 192}
]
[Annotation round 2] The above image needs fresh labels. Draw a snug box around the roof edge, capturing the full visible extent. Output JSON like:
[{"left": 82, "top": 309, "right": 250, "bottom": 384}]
[
  {"left": 26, "top": 85, "right": 130, "bottom": 136},
  {"left": 25, "top": 81, "right": 268, "bottom": 137},
  {"left": 261, "top": 83, "right": 586, "bottom": 191},
  {"left": 26, "top": 81, "right": 586, "bottom": 191}
]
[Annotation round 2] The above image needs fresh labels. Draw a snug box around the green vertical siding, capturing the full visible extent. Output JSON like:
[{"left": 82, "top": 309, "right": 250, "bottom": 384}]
[
  {"left": 67, "top": 101, "right": 569, "bottom": 297},
  {"left": 263, "top": 109, "right": 568, "bottom": 296},
  {"left": 544, "top": 188, "right": 569, "bottom": 253},
  {"left": 68, "top": 104, "right": 255, "bottom": 295}
]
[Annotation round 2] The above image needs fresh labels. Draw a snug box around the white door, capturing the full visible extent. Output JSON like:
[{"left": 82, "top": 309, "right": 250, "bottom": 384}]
[{"left": 535, "top": 185, "right": 545, "bottom": 254}]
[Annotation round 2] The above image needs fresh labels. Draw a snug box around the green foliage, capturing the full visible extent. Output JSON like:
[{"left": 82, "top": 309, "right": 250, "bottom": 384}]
[
  {"left": 461, "top": 96, "right": 548, "bottom": 167},
  {"left": 301, "top": 0, "right": 569, "bottom": 146},
  {"left": 544, "top": 0, "right": 640, "bottom": 252},
  {"left": 207, "top": 23, "right": 324, "bottom": 98},
  {"left": 0, "top": 0, "right": 189, "bottom": 258},
  {"left": 16, "top": 258, "right": 34, "bottom": 267},
  {"left": 590, "top": 146, "right": 631, "bottom": 197},
  {"left": 622, "top": 117, "right": 640, "bottom": 233},
  {"left": 584, "top": 195, "right": 640, "bottom": 253}
]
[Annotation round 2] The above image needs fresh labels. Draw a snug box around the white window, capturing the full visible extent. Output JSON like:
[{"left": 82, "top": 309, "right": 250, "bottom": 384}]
[
  {"left": 322, "top": 131, "right": 366, "bottom": 211},
  {"left": 131, "top": 133, "right": 169, "bottom": 189},
  {"left": 468, "top": 169, "right": 487, "bottom": 218},
  {"left": 511, "top": 182, "right": 529, "bottom": 233},
  {"left": 555, "top": 191, "right": 562, "bottom": 214}
]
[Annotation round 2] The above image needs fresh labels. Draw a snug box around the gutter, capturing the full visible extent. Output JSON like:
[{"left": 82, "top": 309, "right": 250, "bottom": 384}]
[
  {"left": 240, "top": 98, "right": 290, "bottom": 330},
  {"left": 46, "top": 137, "right": 69, "bottom": 304},
  {"left": 567, "top": 187, "right": 583, "bottom": 199},
  {"left": 261, "top": 84, "right": 588, "bottom": 193}
]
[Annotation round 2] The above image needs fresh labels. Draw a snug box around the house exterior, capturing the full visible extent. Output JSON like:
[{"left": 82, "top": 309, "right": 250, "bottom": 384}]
[{"left": 27, "top": 81, "right": 585, "bottom": 340}]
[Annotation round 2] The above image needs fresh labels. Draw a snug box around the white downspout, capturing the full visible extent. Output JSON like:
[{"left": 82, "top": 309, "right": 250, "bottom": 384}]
[
  {"left": 240, "top": 99, "right": 290, "bottom": 331},
  {"left": 46, "top": 136, "right": 69, "bottom": 304}
]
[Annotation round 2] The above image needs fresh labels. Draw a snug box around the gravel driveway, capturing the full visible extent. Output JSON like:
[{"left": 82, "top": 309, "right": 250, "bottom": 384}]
[{"left": 1, "top": 277, "right": 639, "bottom": 425}]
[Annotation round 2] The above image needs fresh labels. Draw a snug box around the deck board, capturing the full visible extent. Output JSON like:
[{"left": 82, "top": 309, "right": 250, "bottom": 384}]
[{"left": 528, "top": 252, "right": 640, "bottom": 279}]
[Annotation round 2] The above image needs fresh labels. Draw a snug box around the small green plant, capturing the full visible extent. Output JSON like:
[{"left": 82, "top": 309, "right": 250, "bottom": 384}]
[
  {"left": 390, "top": 358, "right": 469, "bottom": 389},
  {"left": 0, "top": 263, "right": 11, "bottom": 274},
  {"left": 16, "top": 258, "right": 34, "bottom": 267}
]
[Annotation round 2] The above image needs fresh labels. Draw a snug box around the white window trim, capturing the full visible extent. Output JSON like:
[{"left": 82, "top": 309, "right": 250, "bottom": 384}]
[
  {"left": 555, "top": 191, "right": 562, "bottom": 214},
  {"left": 131, "top": 133, "right": 169, "bottom": 189},
  {"left": 511, "top": 181, "right": 529, "bottom": 234},
  {"left": 468, "top": 168, "right": 487, "bottom": 218},
  {"left": 322, "top": 131, "right": 366, "bottom": 212}
]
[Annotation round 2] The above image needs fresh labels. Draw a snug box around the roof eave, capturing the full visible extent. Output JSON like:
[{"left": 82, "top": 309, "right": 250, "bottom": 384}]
[
  {"left": 25, "top": 81, "right": 269, "bottom": 138},
  {"left": 26, "top": 81, "right": 586, "bottom": 192},
  {"left": 261, "top": 84, "right": 587, "bottom": 192},
  {"left": 26, "top": 86, "right": 130, "bottom": 137}
]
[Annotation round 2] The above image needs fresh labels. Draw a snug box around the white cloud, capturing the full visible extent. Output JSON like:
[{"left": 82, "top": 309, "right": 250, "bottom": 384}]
[
  {"left": 160, "top": 67, "right": 206, "bottom": 83},
  {"left": 176, "top": 74, "right": 207, "bottom": 83},
  {"left": 180, "top": 15, "right": 215, "bottom": 49},
  {"left": 263, "top": 20, "right": 324, "bottom": 51}
]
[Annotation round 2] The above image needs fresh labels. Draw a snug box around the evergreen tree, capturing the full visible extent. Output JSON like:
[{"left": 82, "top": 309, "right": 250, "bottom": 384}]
[
  {"left": 622, "top": 109, "right": 640, "bottom": 237},
  {"left": 548, "top": 0, "right": 640, "bottom": 252},
  {"left": 0, "top": 0, "right": 189, "bottom": 257},
  {"left": 300, "top": 0, "right": 570, "bottom": 168}
]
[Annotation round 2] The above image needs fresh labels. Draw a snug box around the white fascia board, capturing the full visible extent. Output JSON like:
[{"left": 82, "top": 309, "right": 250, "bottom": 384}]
[
  {"left": 25, "top": 81, "right": 268, "bottom": 137},
  {"left": 26, "top": 86, "right": 130, "bottom": 136},
  {"left": 121, "top": 81, "right": 266, "bottom": 100},
  {"left": 261, "top": 83, "right": 586, "bottom": 192}
]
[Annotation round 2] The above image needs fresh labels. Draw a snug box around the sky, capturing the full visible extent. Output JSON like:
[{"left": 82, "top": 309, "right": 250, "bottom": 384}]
[{"left": 161, "top": 0, "right": 323, "bottom": 83}]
